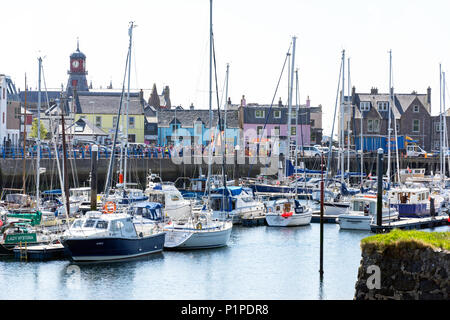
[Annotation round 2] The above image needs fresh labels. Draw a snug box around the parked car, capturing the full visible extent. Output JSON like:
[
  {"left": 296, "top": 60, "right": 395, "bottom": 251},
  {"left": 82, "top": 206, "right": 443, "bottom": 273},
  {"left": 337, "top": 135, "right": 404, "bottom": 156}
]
[
  {"left": 298, "top": 145, "right": 323, "bottom": 158},
  {"left": 406, "top": 144, "right": 430, "bottom": 157}
]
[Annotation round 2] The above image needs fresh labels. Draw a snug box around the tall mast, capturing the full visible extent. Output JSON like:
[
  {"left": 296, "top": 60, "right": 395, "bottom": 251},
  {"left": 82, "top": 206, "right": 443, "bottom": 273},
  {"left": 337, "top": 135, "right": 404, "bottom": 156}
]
[
  {"left": 347, "top": 57, "right": 351, "bottom": 183},
  {"left": 22, "top": 74, "right": 27, "bottom": 194},
  {"left": 442, "top": 72, "right": 450, "bottom": 180},
  {"left": 389, "top": 51, "right": 401, "bottom": 185},
  {"left": 207, "top": 0, "right": 213, "bottom": 203},
  {"left": 223, "top": 63, "right": 230, "bottom": 178},
  {"left": 387, "top": 50, "right": 392, "bottom": 185},
  {"left": 340, "top": 50, "right": 345, "bottom": 184},
  {"left": 287, "top": 36, "right": 296, "bottom": 183},
  {"left": 124, "top": 21, "right": 134, "bottom": 188},
  {"left": 36, "top": 57, "right": 42, "bottom": 210},
  {"left": 439, "top": 64, "right": 443, "bottom": 183},
  {"left": 295, "top": 69, "right": 300, "bottom": 195}
]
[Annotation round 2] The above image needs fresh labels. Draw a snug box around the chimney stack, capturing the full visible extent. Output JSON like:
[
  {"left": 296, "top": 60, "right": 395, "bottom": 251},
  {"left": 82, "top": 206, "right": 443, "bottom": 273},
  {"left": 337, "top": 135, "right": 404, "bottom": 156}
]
[
  {"left": 306, "top": 96, "right": 310, "bottom": 107},
  {"left": 370, "top": 87, "right": 378, "bottom": 95},
  {"left": 427, "top": 86, "right": 431, "bottom": 105},
  {"left": 190, "top": 103, "right": 194, "bottom": 110}
]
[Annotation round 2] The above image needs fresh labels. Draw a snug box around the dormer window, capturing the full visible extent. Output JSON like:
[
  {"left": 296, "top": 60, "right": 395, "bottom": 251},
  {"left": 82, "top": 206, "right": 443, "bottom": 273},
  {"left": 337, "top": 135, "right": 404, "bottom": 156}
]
[
  {"left": 360, "top": 102, "right": 370, "bottom": 111},
  {"left": 255, "top": 110, "right": 265, "bottom": 118},
  {"left": 413, "top": 105, "right": 419, "bottom": 112},
  {"left": 377, "top": 102, "right": 389, "bottom": 112},
  {"left": 273, "top": 110, "right": 281, "bottom": 118}
]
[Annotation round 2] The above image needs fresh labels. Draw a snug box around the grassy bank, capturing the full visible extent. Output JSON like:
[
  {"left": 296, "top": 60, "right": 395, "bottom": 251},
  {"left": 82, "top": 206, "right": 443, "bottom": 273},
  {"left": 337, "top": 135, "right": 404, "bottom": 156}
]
[{"left": 361, "top": 229, "right": 450, "bottom": 252}]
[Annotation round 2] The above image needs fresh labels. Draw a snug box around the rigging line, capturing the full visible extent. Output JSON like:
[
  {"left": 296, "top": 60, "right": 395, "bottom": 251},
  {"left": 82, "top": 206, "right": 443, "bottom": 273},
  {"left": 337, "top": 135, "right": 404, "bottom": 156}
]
[
  {"left": 325, "top": 53, "right": 344, "bottom": 182},
  {"left": 246, "top": 42, "right": 293, "bottom": 178},
  {"left": 212, "top": 32, "right": 228, "bottom": 211},
  {"left": 103, "top": 40, "right": 131, "bottom": 198}
]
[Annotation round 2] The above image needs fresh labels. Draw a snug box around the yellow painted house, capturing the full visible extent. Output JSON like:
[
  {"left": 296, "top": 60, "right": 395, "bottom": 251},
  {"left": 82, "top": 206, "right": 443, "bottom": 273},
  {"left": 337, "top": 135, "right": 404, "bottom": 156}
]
[{"left": 74, "top": 91, "right": 145, "bottom": 143}]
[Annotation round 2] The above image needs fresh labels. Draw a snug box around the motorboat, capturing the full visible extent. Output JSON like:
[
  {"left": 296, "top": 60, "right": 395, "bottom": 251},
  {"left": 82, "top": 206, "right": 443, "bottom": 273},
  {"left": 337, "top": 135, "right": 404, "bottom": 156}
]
[
  {"left": 61, "top": 210, "right": 165, "bottom": 262},
  {"left": 337, "top": 194, "right": 399, "bottom": 231},
  {"left": 387, "top": 184, "right": 432, "bottom": 218},
  {"left": 208, "top": 186, "right": 265, "bottom": 224}
]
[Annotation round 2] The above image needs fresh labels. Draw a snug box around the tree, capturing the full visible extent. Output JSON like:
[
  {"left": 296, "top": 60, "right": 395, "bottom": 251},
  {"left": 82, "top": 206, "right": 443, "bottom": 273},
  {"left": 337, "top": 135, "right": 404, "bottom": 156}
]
[{"left": 29, "top": 118, "right": 48, "bottom": 139}]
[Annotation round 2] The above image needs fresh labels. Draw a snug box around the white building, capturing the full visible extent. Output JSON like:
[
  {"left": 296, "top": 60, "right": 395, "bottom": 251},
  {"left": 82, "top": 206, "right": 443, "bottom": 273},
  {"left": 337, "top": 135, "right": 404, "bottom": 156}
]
[{"left": 0, "top": 74, "right": 21, "bottom": 147}]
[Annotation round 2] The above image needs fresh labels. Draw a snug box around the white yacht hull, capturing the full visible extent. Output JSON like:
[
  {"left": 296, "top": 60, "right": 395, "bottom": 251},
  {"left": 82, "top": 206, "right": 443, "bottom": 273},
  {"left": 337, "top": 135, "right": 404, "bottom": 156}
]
[
  {"left": 265, "top": 211, "right": 312, "bottom": 227},
  {"left": 337, "top": 212, "right": 399, "bottom": 231},
  {"left": 163, "top": 222, "right": 233, "bottom": 249}
]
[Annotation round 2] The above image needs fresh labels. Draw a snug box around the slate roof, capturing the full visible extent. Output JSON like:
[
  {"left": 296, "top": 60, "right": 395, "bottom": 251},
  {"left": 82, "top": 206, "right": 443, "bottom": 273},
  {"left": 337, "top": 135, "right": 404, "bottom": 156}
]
[
  {"left": 354, "top": 92, "right": 430, "bottom": 119},
  {"left": 62, "top": 118, "right": 108, "bottom": 136},
  {"left": 75, "top": 91, "right": 144, "bottom": 115},
  {"left": 158, "top": 109, "right": 239, "bottom": 128}
]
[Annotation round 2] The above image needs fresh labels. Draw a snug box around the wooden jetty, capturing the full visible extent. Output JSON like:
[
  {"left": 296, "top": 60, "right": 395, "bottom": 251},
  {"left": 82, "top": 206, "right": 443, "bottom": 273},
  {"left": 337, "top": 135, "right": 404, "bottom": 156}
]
[{"left": 370, "top": 215, "right": 449, "bottom": 233}]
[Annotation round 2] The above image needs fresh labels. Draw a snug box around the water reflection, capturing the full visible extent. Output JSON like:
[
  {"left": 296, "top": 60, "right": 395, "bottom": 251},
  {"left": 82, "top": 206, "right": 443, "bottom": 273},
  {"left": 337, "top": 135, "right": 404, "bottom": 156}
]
[{"left": 1, "top": 224, "right": 445, "bottom": 299}]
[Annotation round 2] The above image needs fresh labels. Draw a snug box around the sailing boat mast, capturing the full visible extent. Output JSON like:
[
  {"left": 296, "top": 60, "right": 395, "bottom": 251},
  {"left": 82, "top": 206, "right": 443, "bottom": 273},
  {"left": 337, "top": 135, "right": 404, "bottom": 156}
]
[
  {"left": 391, "top": 52, "right": 401, "bottom": 186},
  {"left": 387, "top": 50, "right": 393, "bottom": 185},
  {"left": 22, "top": 74, "right": 27, "bottom": 194},
  {"left": 124, "top": 21, "right": 135, "bottom": 189},
  {"left": 36, "top": 57, "right": 42, "bottom": 210},
  {"left": 339, "top": 50, "right": 345, "bottom": 184},
  {"left": 207, "top": 0, "right": 213, "bottom": 205},
  {"left": 286, "top": 36, "right": 296, "bottom": 184},
  {"left": 347, "top": 57, "right": 351, "bottom": 184}
]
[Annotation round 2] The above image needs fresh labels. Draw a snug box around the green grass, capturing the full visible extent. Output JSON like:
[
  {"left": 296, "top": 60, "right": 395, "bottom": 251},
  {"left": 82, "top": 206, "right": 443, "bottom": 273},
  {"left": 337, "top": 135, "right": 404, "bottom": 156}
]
[{"left": 361, "top": 229, "right": 450, "bottom": 252}]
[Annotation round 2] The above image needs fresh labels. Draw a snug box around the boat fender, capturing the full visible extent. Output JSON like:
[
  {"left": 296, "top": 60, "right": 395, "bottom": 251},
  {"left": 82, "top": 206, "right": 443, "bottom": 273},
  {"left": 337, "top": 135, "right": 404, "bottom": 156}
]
[{"left": 196, "top": 222, "right": 202, "bottom": 230}]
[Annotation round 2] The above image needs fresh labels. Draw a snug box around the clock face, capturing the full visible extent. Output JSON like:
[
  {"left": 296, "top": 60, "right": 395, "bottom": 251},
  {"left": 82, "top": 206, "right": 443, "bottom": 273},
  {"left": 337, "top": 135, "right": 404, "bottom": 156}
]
[{"left": 72, "top": 60, "right": 80, "bottom": 68}]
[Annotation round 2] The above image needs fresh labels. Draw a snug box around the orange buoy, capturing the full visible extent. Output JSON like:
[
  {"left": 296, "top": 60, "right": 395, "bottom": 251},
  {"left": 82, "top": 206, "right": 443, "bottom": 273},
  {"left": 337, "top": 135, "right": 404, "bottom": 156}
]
[{"left": 119, "top": 173, "right": 124, "bottom": 184}]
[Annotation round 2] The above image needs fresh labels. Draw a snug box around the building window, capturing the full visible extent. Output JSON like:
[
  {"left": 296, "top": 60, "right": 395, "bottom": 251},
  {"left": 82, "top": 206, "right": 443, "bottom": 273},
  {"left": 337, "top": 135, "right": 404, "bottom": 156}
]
[
  {"left": 128, "top": 134, "right": 136, "bottom": 143},
  {"left": 367, "top": 119, "right": 372, "bottom": 132},
  {"left": 435, "top": 141, "right": 440, "bottom": 149},
  {"left": 291, "top": 110, "right": 297, "bottom": 119},
  {"left": 396, "top": 122, "right": 400, "bottom": 132},
  {"left": 95, "top": 116, "right": 102, "bottom": 128},
  {"left": 413, "top": 119, "right": 420, "bottom": 132},
  {"left": 273, "top": 126, "right": 280, "bottom": 136},
  {"left": 257, "top": 126, "right": 264, "bottom": 137},
  {"left": 311, "top": 119, "right": 315, "bottom": 127},
  {"left": 360, "top": 102, "right": 370, "bottom": 111},
  {"left": 273, "top": 110, "right": 281, "bottom": 118},
  {"left": 434, "top": 122, "right": 443, "bottom": 132},
  {"left": 373, "top": 119, "right": 380, "bottom": 132},
  {"left": 413, "top": 105, "right": 419, "bottom": 112},
  {"left": 377, "top": 101, "right": 389, "bottom": 112},
  {"left": 129, "top": 117, "right": 135, "bottom": 129},
  {"left": 112, "top": 116, "right": 118, "bottom": 128},
  {"left": 255, "top": 110, "right": 265, "bottom": 118},
  {"left": 290, "top": 126, "right": 296, "bottom": 136}
]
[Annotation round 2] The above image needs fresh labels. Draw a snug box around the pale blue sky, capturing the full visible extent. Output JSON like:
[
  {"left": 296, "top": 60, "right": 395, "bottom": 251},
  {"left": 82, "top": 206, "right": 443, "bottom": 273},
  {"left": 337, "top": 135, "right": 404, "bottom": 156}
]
[{"left": 1, "top": 0, "right": 450, "bottom": 135}]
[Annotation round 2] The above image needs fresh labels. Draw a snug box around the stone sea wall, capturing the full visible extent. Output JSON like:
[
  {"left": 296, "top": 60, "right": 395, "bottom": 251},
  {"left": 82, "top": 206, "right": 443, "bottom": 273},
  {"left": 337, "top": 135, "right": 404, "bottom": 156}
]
[{"left": 354, "top": 242, "right": 449, "bottom": 300}]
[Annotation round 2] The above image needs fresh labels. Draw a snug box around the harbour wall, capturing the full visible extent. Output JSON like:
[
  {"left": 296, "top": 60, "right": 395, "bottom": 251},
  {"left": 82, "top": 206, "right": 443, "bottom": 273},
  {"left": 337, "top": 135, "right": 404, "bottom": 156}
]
[
  {"left": 354, "top": 239, "right": 449, "bottom": 300},
  {"left": 0, "top": 155, "right": 447, "bottom": 192}
]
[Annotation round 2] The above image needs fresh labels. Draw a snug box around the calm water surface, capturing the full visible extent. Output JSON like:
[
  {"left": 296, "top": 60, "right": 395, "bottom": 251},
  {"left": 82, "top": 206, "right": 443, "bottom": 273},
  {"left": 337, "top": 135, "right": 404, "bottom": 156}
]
[{"left": 0, "top": 224, "right": 448, "bottom": 300}]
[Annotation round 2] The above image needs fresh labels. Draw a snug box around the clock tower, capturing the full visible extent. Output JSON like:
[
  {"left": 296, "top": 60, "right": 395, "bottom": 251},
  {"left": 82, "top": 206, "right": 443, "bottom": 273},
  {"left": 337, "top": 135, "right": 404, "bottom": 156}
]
[{"left": 66, "top": 39, "right": 89, "bottom": 96}]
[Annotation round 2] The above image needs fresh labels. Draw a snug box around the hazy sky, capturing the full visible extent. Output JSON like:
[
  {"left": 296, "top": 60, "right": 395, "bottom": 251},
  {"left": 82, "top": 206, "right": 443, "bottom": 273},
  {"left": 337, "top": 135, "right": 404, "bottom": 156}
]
[{"left": 1, "top": 0, "right": 450, "bottom": 135}]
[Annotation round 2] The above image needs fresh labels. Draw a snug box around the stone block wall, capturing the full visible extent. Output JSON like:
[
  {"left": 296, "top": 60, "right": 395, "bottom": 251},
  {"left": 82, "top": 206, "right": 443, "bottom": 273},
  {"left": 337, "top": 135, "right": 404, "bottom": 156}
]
[{"left": 354, "top": 243, "right": 449, "bottom": 300}]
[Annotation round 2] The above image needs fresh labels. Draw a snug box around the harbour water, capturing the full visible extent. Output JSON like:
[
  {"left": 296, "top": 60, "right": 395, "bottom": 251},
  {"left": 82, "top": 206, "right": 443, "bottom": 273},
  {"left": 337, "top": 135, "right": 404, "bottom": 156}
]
[{"left": 0, "top": 224, "right": 448, "bottom": 300}]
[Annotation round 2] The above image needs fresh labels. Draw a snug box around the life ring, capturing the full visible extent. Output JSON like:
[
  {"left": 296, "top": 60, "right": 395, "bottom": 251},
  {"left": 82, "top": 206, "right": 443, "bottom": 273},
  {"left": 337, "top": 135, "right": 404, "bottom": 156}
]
[
  {"left": 103, "top": 201, "right": 116, "bottom": 214},
  {"left": 196, "top": 222, "right": 202, "bottom": 230}
]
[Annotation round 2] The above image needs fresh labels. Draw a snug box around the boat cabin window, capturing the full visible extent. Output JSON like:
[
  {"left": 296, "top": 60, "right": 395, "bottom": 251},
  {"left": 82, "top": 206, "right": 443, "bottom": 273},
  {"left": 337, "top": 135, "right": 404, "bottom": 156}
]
[
  {"left": 242, "top": 197, "right": 253, "bottom": 203},
  {"left": 170, "top": 195, "right": 180, "bottom": 201},
  {"left": 71, "top": 220, "right": 83, "bottom": 229},
  {"left": 211, "top": 198, "right": 222, "bottom": 211},
  {"left": 84, "top": 219, "right": 97, "bottom": 228},
  {"left": 111, "top": 220, "right": 124, "bottom": 232},
  {"left": 353, "top": 201, "right": 375, "bottom": 214},
  {"left": 232, "top": 199, "right": 237, "bottom": 210},
  {"left": 284, "top": 203, "right": 291, "bottom": 212},
  {"left": 96, "top": 220, "right": 108, "bottom": 229}
]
